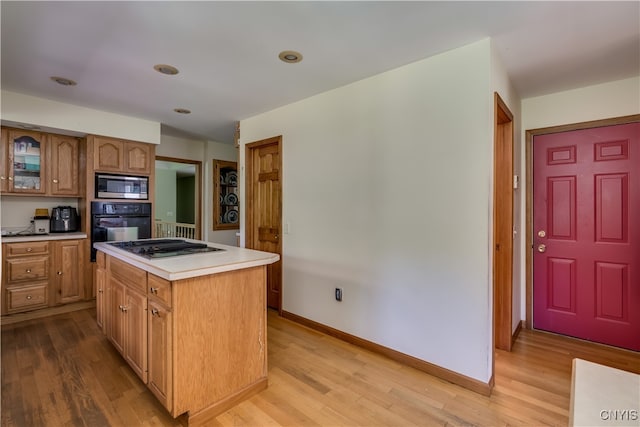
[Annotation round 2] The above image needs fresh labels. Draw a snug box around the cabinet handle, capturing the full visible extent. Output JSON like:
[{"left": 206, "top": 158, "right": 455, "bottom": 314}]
[
  {"left": 26, "top": 269, "right": 32, "bottom": 273},
  {"left": 26, "top": 248, "right": 33, "bottom": 252},
  {"left": 26, "top": 295, "right": 32, "bottom": 300},
  {"left": 52, "top": 179, "right": 59, "bottom": 183},
  {"left": 0, "top": 176, "right": 5, "bottom": 180},
  {"left": 8, "top": 177, "right": 13, "bottom": 181},
  {"left": 98, "top": 289, "right": 103, "bottom": 293},
  {"left": 150, "top": 287, "right": 158, "bottom": 294},
  {"left": 151, "top": 308, "right": 159, "bottom": 316},
  {"left": 121, "top": 305, "right": 128, "bottom": 312},
  {"left": 57, "top": 271, "right": 63, "bottom": 275}
]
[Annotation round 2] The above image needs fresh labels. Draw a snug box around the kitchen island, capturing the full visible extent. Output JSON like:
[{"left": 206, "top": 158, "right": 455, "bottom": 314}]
[{"left": 94, "top": 239, "right": 279, "bottom": 425}]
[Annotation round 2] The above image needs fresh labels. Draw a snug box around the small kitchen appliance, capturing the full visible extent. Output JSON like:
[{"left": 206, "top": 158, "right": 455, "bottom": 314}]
[
  {"left": 50, "top": 206, "right": 79, "bottom": 232},
  {"left": 33, "top": 208, "right": 50, "bottom": 234}
]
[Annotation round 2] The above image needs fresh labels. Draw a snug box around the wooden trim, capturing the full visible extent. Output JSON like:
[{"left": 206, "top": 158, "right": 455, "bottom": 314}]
[
  {"left": 186, "top": 377, "right": 268, "bottom": 426},
  {"left": 493, "top": 92, "right": 514, "bottom": 352},
  {"left": 524, "top": 114, "right": 640, "bottom": 330},
  {"left": 0, "top": 300, "right": 95, "bottom": 325},
  {"left": 155, "top": 155, "right": 202, "bottom": 240},
  {"left": 511, "top": 320, "right": 523, "bottom": 346},
  {"left": 281, "top": 311, "right": 493, "bottom": 396}
]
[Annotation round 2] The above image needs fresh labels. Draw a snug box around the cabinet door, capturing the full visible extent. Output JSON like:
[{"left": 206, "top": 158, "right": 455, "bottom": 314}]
[
  {"left": 53, "top": 240, "right": 84, "bottom": 304},
  {"left": 124, "top": 288, "right": 148, "bottom": 383},
  {"left": 95, "top": 252, "right": 107, "bottom": 333},
  {"left": 49, "top": 134, "right": 80, "bottom": 196},
  {"left": 1, "top": 128, "right": 8, "bottom": 193},
  {"left": 95, "top": 267, "right": 106, "bottom": 332},
  {"left": 8, "top": 129, "right": 46, "bottom": 194},
  {"left": 125, "top": 142, "right": 153, "bottom": 175},
  {"left": 148, "top": 300, "right": 172, "bottom": 410},
  {"left": 108, "top": 278, "right": 126, "bottom": 355},
  {"left": 94, "top": 136, "right": 124, "bottom": 172}
]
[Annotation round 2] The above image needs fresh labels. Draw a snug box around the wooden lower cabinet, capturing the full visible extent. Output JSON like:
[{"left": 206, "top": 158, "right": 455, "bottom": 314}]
[
  {"left": 148, "top": 299, "right": 172, "bottom": 410},
  {"left": 95, "top": 252, "right": 106, "bottom": 332},
  {"left": 1, "top": 239, "right": 87, "bottom": 316},
  {"left": 100, "top": 252, "right": 268, "bottom": 424},
  {"left": 53, "top": 239, "right": 84, "bottom": 304},
  {"left": 107, "top": 275, "right": 148, "bottom": 383}
]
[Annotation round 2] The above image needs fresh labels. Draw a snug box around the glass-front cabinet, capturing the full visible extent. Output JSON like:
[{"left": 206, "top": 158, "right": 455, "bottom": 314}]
[
  {"left": 213, "top": 159, "right": 239, "bottom": 230},
  {"left": 5, "top": 129, "right": 47, "bottom": 194}
]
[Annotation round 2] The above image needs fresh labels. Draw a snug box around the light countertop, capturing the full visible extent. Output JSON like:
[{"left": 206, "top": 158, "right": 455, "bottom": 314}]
[
  {"left": 1, "top": 232, "right": 88, "bottom": 242},
  {"left": 94, "top": 239, "right": 279, "bottom": 281},
  {"left": 570, "top": 358, "right": 640, "bottom": 427}
]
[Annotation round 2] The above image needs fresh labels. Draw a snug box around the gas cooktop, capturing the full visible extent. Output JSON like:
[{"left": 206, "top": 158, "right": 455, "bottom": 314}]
[{"left": 109, "top": 239, "right": 224, "bottom": 259}]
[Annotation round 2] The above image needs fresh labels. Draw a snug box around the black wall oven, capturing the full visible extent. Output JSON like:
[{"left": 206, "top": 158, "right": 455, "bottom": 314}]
[{"left": 90, "top": 201, "right": 152, "bottom": 261}]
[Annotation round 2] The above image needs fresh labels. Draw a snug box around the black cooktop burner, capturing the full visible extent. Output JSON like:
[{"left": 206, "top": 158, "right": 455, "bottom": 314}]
[{"left": 109, "top": 239, "right": 224, "bottom": 259}]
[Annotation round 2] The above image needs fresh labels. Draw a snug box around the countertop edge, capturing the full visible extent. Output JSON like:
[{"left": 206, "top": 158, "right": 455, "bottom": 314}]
[
  {"left": 95, "top": 241, "right": 279, "bottom": 281},
  {"left": 1, "top": 232, "right": 88, "bottom": 242}
]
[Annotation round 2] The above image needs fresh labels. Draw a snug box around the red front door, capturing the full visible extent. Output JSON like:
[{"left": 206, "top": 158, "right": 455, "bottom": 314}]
[{"left": 533, "top": 122, "right": 640, "bottom": 351}]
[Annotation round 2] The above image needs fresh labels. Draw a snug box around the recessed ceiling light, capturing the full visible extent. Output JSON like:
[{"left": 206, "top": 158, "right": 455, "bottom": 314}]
[
  {"left": 279, "top": 50, "right": 303, "bottom": 63},
  {"left": 154, "top": 64, "right": 179, "bottom": 75},
  {"left": 50, "top": 76, "right": 77, "bottom": 86},
  {"left": 173, "top": 108, "right": 191, "bottom": 114}
]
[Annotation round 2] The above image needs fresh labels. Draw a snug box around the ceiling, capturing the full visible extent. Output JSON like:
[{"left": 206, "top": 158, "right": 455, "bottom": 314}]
[{"left": 1, "top": 1, "right": 638, "bottom": 144}]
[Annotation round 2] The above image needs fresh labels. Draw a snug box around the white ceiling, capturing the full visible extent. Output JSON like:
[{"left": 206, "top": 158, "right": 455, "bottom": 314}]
[{"left": 1, "top": 1, "right": 638, "bottom": 144}]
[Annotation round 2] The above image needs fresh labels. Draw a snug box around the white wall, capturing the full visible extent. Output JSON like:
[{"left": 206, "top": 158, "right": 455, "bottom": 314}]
[
  {"left": 156, "top": 134, "right": 238, "bottom": 245},
  {"left": 1, "top": 196, "right": 78, "bottom": 230},
  {"left": 1, "top": 90, "right": 161, "bottom": 144},
  {"left": 240, "top": 40, "right": 495, "bottom": 383},
  {"left": 154, "top": 168, "right": 177, "bottom": 222},
  {"left": 519, "top": 76, "right": 640, "bottom": 321},
  {"left": 490, "top": 42, "right": 523, "bottom": 334}
]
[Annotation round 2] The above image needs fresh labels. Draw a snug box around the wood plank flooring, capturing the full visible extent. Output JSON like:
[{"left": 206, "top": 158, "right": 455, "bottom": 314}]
[{"left": 2, "top": 308, "right": 638, "bottom": 426}]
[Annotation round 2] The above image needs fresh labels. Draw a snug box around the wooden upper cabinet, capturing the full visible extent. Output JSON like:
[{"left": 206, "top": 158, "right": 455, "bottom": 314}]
[
  {"left": 94, "top": 136, "right": 125, "bottom": 173},
  {"left": 125, "top": 141, "right": 153, "bottom": 175},
  {"left": 92, "top": 136, "right": 153, "bottom": 175},
  {"left": 0, "top": 128, "right": 7, "bottom": 192},
  {"left": 6, "top": 129, "right": 47, "bottom": 194},
  {"left": 49, "top": 134, "right": 80, "bottom": 196}
]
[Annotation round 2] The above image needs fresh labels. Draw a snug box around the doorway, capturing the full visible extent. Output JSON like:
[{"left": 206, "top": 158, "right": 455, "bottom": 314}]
[
  {"left": 155, "top": 156, "right": 202, "bottom": 240},
  {"left": 245, "top": 136, "right": 283, "bottom": 311},
  {"left": 526, "top": 116, "right": 640, "bottom": 351},
  {"left": 493, "top": 93, "right": 515, "bottom": 351}
]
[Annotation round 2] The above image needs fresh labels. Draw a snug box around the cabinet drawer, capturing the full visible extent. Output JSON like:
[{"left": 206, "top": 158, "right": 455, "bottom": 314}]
[
  {"left": 110, "top": 256, "right": 146, "bottom": 293},
  {"left": 6, "top": 283, "right": 48, "bottom": 312},
  {"left": 6, "top": 241, "right": 49, "bottom": 257},
  {"left": 6, "top": 256, "right": 49, "bottom": 282},
  {"left": 148, "top": 274, "right": 171, "bottom": 307}
]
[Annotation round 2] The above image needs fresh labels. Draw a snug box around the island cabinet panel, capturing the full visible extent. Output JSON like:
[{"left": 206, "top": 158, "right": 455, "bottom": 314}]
[
  {"left": 148, "top": 298, "right": 172, "bottom": 411},
  {"left": 107, "top": 272, "right": 148, "bottom": 383},
  {"left": 172, "top": 266, "right": 267, "bottom": 420},
  {"left": 95, "top": 251, "right": 106, "bottom": 332}
]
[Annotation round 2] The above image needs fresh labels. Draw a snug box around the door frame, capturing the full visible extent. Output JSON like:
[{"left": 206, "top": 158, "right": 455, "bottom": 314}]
[
  {"left": 245, "top": 135, "right": 283, "bottom": 312},
  {"left": 155, "top": 155, "right": 202, "bottom": 240},
  {"left": 525, "top": 114, "right": 640, "bottom": 328},
  {"left": 493, "top": 93, "right": 515, "bottom": 351}
]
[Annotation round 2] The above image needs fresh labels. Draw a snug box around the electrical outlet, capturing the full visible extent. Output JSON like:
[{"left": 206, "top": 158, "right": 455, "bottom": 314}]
[{"left": 335, "top": 288, "right": 343, "bottom": 302}]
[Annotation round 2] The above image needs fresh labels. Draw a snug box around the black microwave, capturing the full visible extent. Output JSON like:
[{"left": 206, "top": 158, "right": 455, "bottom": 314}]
[{"left": 95, "top": 173, "right": 148, "bottom": 199}]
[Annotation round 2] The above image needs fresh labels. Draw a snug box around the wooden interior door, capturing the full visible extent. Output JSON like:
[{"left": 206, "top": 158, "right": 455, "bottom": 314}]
[
  {"left": 533, "top": 122, "right": 640, "bottom": 351},
  {"left": 245, "top": 136, "right": 282, "bottom": 310}
]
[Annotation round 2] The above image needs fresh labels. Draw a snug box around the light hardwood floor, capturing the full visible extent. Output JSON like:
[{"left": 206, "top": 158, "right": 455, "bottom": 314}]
[{"left": 2, "top": 308, "right": 638, "bottom": 426}]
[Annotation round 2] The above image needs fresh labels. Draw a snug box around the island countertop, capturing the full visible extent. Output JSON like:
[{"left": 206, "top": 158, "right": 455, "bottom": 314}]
[{"left": 94, "top": 239, "right": 279, "bottom": 281}]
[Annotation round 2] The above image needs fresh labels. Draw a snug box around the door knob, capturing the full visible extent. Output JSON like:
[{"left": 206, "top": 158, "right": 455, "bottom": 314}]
[{"left": 537, "top": 244, "right": 547, "bottom": 253}]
